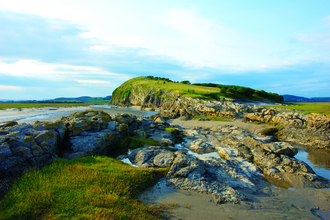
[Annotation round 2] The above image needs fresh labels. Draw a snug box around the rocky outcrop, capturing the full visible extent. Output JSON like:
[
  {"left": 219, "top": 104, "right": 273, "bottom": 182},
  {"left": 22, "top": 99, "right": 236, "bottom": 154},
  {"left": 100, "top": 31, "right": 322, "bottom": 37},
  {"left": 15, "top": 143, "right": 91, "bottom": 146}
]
[
  {"left": 244, "top": 110, "right": 330, "bottom": 149},
  {"left": 124, "top": 124, "right": 329, "bottom": 204},
  {"left": 244, "top": 110, "right": 330, "bottom": 130}
]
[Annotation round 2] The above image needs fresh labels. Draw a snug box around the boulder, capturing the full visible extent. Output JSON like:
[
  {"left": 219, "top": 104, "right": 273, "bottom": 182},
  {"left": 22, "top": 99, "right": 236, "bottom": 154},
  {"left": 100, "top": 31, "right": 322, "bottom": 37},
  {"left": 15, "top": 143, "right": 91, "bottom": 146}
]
[{"left": 62, "top": 110, "right": 111, "bottom": 136}]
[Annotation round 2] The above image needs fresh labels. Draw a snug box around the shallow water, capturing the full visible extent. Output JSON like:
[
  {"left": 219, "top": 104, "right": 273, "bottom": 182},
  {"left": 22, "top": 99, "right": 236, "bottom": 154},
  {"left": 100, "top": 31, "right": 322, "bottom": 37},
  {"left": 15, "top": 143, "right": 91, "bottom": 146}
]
[
  {"left": 294, "top": 145, "right": 330, "bottom": 180},
  {"left": 0, "top": 110, "right": 85, "bottom": 125},
  {"left": 0, "top": 105, "right": 158, "bottom": 125}
]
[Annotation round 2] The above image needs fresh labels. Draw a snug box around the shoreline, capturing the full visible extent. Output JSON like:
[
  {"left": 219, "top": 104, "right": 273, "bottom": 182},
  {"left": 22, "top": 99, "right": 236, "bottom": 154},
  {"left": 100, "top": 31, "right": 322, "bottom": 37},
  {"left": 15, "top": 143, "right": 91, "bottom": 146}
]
[
  {"left": 0, "top": 105, "right": 156, "bottom": 125},
  {"left": 1, "top": 106, "right": 330, "bottom": 219}
]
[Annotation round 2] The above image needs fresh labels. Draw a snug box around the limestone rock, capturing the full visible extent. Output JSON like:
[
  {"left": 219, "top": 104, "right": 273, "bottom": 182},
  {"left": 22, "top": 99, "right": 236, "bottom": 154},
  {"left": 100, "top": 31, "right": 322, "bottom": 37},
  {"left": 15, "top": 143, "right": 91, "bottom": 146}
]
[
  {"left": 62, "top": 110, "right": 111, "bottom": 136},
  {"left": 189, "top": 140, "right": 215, "bottom": 154}
]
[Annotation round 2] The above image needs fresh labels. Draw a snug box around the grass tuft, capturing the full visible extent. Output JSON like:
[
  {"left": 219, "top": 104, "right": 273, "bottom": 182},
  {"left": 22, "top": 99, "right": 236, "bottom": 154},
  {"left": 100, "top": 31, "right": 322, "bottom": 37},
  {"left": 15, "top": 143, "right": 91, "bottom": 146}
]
[
  {"left": 0, "top": 156, "right": 169, "bottom": 220},
  {"left": 260, "top": 126, "right": 284, "bottom": 137}
]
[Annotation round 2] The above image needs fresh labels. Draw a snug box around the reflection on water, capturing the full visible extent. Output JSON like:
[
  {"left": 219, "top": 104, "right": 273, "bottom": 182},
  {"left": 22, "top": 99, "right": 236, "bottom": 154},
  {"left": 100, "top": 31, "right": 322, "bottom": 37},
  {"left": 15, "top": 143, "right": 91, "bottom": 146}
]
[
  {"left": 264, "top": 176, "right": 293, "bottom": 189},
  {"left": 294, "top": 145, "right": 330, "bottom": 180}
]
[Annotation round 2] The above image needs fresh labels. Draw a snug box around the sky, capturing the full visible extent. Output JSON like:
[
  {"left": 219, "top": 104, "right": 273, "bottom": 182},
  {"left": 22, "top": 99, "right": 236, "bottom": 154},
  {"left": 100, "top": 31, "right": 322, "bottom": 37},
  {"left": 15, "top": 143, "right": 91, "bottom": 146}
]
[{"left": 0, "top": 0, "right": 329, "bottom": 100}]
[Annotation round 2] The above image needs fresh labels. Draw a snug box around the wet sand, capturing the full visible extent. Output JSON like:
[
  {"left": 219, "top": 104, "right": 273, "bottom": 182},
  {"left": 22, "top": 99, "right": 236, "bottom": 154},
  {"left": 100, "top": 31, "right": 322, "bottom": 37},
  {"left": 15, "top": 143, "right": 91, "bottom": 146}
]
[
  {"left": 169, "top": 118, "right": 272, "bottom": 134},
  {"left": 0, "top": 105, "right": 157, "bottom": 125},
  {"left": 142, "top": 179, "right": 330, "bottom": 220}
]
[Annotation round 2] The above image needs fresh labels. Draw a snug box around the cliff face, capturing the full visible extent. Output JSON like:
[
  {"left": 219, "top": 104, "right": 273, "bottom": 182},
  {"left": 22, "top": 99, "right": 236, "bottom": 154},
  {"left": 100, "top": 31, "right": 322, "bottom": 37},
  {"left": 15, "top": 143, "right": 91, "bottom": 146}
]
[
  {"left": 110, "top": 77, "right": 193, "bottom": 106},
  {"left": 121, "top": 86, "right": 182, "bottom": 106}
]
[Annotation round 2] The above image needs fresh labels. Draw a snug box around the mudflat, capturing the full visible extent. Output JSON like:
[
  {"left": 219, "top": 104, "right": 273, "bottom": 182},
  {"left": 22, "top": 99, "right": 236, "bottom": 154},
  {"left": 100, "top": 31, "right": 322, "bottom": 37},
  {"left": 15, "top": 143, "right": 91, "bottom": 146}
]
[
  {"left": 0, "top": 105, "right": 157, "bottom": 125},
  {"left": 170, "top": 118, "right": 272, "bottom": 134}
]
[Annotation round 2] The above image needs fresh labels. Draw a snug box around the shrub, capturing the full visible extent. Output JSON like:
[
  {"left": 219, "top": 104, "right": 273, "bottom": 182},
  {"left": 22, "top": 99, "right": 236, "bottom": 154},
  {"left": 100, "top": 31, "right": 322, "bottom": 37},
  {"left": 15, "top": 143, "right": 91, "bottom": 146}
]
[
  {"left": 180, "top": 80, "right": 191, "bottom": 85},
  {"left": 260, "top": 127, "right": 280, "bottom": 136}
]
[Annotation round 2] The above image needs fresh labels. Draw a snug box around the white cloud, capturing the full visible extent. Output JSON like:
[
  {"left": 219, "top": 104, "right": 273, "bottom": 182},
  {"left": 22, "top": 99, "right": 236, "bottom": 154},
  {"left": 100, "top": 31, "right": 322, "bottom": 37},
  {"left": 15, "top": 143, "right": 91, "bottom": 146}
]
[
  {"left": 0, "top": 59, "right": 132, "bottom": 79},
  {"left": 0, "top": 85, "right": 24, "bottom": 90},
  {"left": 0, "top": 2, "right": 282, "bottom": 70},
  {"left": 1, "top": 1, "right": 329, "bottom": 72},
  {"left": 76, "top": 80, "right": 115, "bottom": 85}
]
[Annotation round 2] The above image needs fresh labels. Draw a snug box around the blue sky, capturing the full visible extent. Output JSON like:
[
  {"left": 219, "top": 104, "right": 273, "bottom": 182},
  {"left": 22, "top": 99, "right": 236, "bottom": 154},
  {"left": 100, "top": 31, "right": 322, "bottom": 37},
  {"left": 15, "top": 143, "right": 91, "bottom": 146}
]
[{"left": 0, "top": 0, "right": 329, "bottom": 100}]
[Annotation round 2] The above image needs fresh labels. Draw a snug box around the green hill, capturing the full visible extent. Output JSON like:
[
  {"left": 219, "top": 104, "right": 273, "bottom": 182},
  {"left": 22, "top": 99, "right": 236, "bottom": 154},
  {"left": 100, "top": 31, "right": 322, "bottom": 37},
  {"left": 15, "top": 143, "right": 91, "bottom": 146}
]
[{"left": 110, "top": 76, "right": 283, "bottom": 105}]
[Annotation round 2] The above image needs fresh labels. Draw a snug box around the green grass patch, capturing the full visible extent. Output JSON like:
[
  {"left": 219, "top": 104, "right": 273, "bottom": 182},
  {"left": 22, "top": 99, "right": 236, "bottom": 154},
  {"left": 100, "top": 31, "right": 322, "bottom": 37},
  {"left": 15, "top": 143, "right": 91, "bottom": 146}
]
[
  {"left": 266, "top": 103, "right": 330, "bottom": 115},
  {"left": 110, "top": 76, "right": 223, "bottom": 103},
  {"left": 165, "top": 127, "right": 180, "bottom": 135},
  {"left": 0, "top": 103, "right": 89, "bottom": 109},
  {"left": 260, "top": 126, "right": 284, "bottom": 137},
  {"left": 193, "top": 115, "right": 231, "bottom": 122},
  {"left": 0, "top": 156, "right": 169, "bottom": 220},
  {"left": 109, "top": 137, "right": 162, "bottom": 157},
  {"left": 165, "top": 127, "right": 184, "bottom": 144}
]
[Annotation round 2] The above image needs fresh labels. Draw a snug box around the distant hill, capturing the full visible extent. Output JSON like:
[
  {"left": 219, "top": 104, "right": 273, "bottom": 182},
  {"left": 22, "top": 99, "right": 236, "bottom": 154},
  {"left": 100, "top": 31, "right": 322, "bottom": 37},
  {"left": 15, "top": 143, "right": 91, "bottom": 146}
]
[
  {"left": 48, "top": 96, "right": 111, "bottom": 103},
  {"left": 283, "top": 95, "right": 330, "bottom": 102},
  {"left": 0, "top": 96, "right": 111, "bottom": 103},
  {"left": 110, "top": 76, "right": 284, "bottom": 105},
  {"left": 53, "top": 96, "right": 92, "bottom": 101}
]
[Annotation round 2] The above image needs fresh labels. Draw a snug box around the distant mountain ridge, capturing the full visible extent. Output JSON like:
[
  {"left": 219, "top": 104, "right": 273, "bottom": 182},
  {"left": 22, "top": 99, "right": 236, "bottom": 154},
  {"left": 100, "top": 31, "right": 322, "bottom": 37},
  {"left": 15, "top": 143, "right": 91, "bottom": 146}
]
[
  {"left": 0, "top": 96, "right": 111, "bottom": 103},
  {"left": 283, "top": 95, "right": 330, "bottom": 102},
  {"left": 53, "top": 96, "right": 93, "bottom": 101}
]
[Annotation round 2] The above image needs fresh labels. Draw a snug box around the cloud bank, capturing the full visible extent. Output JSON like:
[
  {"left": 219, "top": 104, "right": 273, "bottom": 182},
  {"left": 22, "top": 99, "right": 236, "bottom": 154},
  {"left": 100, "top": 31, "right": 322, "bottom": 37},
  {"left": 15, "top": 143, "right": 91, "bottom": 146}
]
[{"left": 0, "top": 1, "right": 329, "bottom": 99}]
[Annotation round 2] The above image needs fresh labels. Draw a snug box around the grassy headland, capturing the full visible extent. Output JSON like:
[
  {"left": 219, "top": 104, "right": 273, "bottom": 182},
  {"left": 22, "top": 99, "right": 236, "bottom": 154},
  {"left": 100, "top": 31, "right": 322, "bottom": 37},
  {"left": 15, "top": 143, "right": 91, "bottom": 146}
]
[
  {"left": 266, "top": 103, "right": 330, "bottom": 115},
  {"left": 110, "top": 76, "right": 283, "bottom": 104},
  {"left": 111, "top": 76, "right": 222, "bottom": 102},
  {"left": 0, "top": 156, "right": 168, "bottom": 220}
]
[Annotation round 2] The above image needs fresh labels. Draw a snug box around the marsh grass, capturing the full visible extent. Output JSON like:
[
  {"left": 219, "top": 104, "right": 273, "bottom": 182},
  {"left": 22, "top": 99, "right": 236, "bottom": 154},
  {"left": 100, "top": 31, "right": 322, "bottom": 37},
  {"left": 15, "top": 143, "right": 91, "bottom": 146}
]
[
  {"left": 0, "top": 103, "right": 89, "bottom": 109},
  {"left": 193, "top": 115, "right": 231, "bottom": 122},
  {"left": 266, "top": 103, "right": 330, "bottom": 115},
  {"left": 0, "top": 156, "right": 169, "bottom": 220}
]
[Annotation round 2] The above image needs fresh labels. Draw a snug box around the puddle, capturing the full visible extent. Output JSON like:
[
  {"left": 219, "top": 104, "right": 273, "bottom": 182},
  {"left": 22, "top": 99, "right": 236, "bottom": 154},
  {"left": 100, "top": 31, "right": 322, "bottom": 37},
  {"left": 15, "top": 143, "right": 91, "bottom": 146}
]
[
  {"left": 294, "top": 145, "right": 330, "bottom": 180},
  {"left": 316, "top": 210, "right": 330, "bottom": 220},
  {"left": 121, "top": 158, "right": 138, "bottom": 167}
]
